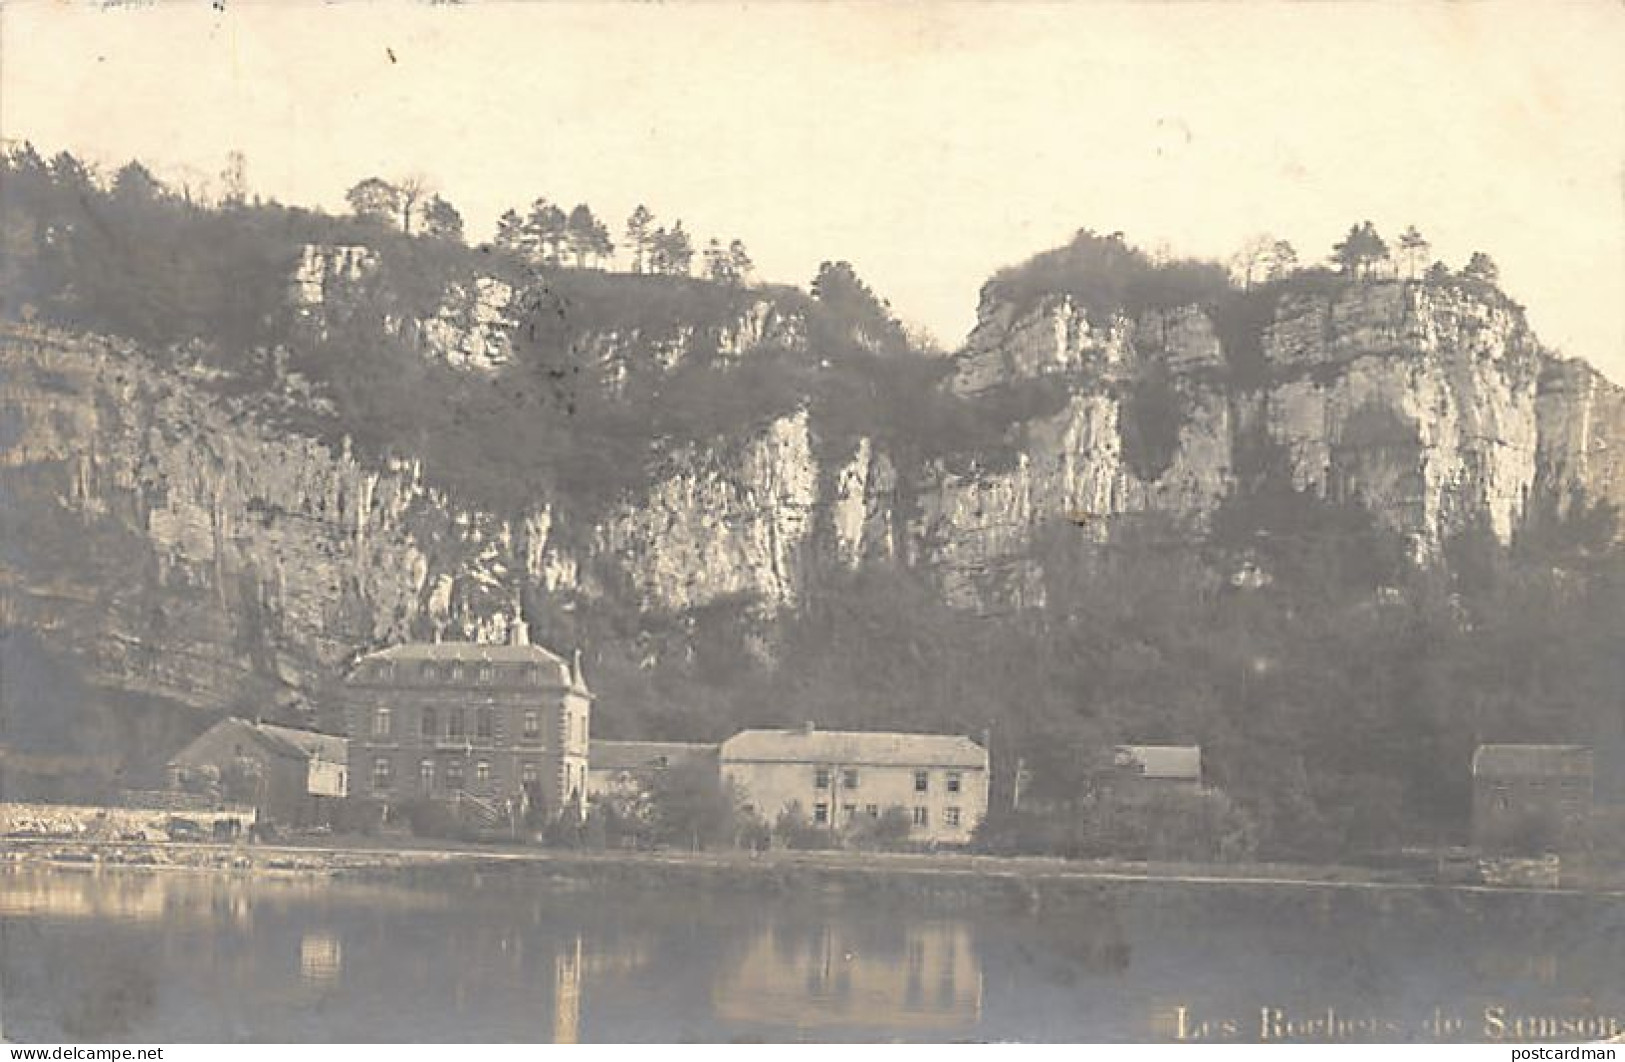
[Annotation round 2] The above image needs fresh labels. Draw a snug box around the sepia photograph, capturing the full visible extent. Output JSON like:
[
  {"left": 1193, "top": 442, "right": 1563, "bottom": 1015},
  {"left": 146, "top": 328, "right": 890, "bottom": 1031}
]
[{"left": 1, "top": 0, "right": 1623, "bottom": 1047}]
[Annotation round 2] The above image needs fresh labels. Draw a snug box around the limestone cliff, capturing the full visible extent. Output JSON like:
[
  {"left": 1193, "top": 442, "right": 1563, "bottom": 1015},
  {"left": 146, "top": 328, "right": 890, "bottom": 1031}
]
[
  {"left": 918, "top": 279, "right": 1612, "bottom": 605},
  {"left": 3, "top": 265, "right": 1621, "bottom": 724}
]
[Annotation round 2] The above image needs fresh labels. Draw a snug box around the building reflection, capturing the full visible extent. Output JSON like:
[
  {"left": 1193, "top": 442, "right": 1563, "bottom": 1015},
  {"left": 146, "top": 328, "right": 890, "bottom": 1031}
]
[
  {"left": 712, "top": 919, "right": 983, "bottom": 1034},
  {"left": 0, "top": 869, "right": 168, "bottom": 923},
  {"left": 553, "top": 935, "right": 583, "bottom": 1044},
  {"left": 300, "top": 930, "right": 343, "bottom": 984}
]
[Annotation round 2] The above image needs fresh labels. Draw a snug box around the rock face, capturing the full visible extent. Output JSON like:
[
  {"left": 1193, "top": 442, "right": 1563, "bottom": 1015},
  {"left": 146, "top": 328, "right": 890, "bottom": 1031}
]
[
  {"left": 2, "top": 272, "right": 1620, "bottom": 719},
  {"left": 920, "top": 281, "right": 1572, "bottom": 604},
  {"left": 290, "top": 244, "right": 376, "bottom": 309},
  {"left": 420, "top": 277, "right": 517, "bottom": 371},
  {"left": 0, "top": 328, "right": 568, "bottom": 713},
  {"left": 1535, "top": 356, "right": 1625, "bottom": 518}
]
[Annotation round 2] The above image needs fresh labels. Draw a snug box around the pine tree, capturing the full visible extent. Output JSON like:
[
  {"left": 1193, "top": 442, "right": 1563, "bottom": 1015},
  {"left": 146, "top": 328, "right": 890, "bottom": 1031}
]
[{"left": 625, "top": 205, "right": 654, "bottom": 274}]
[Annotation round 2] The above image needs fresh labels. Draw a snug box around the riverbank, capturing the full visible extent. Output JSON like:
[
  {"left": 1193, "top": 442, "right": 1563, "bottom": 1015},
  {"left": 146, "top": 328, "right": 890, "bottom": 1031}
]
[{"left": 6, "top": 835, "right": 1623, "bottom": 905}]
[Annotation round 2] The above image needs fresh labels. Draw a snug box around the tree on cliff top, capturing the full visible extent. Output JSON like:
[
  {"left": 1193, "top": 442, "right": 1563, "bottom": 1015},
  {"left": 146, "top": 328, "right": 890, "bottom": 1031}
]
[
  {"left": 566, "top": 203, "right": 614, "bottom": 268},
  {"left": 1397, "top": 226, "right": 1430, "bottom": 280},
  {"left": 345, "top": 175, "right": 452, "bottom": 239},
  {"left": 1330, "top": 221, "right": 1390, "bottom": 280},
  {"left": 420, "top": 195, "right": 464, "bottom": 242},
  {"left": 811, "top": 260, "right": 910, "bottom": 353},
  {"left": 624, "top": 205, "right": 655, "bottom": 274},
  {"left": 1461, "top": 251, "right": 1500, "bottom": 286}
]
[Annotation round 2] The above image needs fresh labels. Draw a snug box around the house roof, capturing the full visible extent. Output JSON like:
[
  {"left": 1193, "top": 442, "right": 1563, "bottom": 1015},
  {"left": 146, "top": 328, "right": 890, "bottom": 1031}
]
[
  {"left": 346, "top": 641, "right": 585, "bottom": 690},
  {"left": 589, "top": 740, "right": 716, "bottom": 774},
  {"left": 361, "top": 642, "right": 568, "bottom": 666},
  {"left": 1472, "top": 744, "right": 1594, "bottom": 779},
  {"left": 169, "top": 718, "right": 346, "bottom": 767},
  {"left": 720, "top": 728, "right": 987, "bottom": 768},
  {"left": 1115, "top": 745, "right": 1202, "bottom": 781},
  {"left": 258, "top": 723, "right": 348, "bottom": 765}
]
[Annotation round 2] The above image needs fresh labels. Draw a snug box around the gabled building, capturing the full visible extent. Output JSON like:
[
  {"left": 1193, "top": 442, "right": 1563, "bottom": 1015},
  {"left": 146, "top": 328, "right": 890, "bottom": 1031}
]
[
  {"left": 720, "top": 725, "right": 989, "bottom": 846},
  {"left": 340, "top": 631, "right": 590, "bottom": 821},
  {"left": 1112, "top": 745, "right": 1203, "bottom": 791},
  {"left": 167, "top": 717, "right": 348, "bottom": 826},
  {"left": 1472, "top": 744, "right": 1594, "bottom": 854}
]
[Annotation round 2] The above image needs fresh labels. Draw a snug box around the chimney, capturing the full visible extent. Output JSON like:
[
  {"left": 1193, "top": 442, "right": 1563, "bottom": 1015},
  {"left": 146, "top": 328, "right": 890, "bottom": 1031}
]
[
  {"left": 571, "top": 648, "right": 584, "bottom": 688},
  {"left": 511, "top": 593, "right": 529, "bottom": 647}
]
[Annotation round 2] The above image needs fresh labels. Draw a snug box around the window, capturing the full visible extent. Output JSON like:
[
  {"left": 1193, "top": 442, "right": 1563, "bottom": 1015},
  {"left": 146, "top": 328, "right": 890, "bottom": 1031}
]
[
  {"left": 914, "top": 770, "right": 929, "bottom": 793},
  {"left": 419, "top": 758, "right": 435, "bottom": 789},
  {"left": 475, "top": 760, "right": 491, "bottom": 785},
  {"left": 865, "top": 804, "right": 879, "bottom": 818},
  {"left": 842, "top": 769, "right": 859, "bottom": 789},
  {"left": 527, "top": 667, "right": 543, "bottom": 686},
  {"left": 521, "top": 761, "right": 539, "bottom": 785},
  {"left": 478, "top": 666, "right": 493, "bottom": 684},
  {"left": 912, "top": 806, "right": 929, "bottom": 827},
  {"left": 374, "top": 663, "right": 394, "bottom": 682},
  {"left": 420, "top": 706, "right": 437, "bottom": 738},
  {"left": 946, "top": 772, "right": 962, "bottom": 794},
  {"left": 448, "top": 708, "right": 466, "bottom": 738},
  {"left": 843, "top": 804, "right": 857, "bottom": 822},
  {"left": 446, "top": 760, "right": 465, "bottom": 790},
  {"left": 372, "top": 757, "right": 393, "bottom": 790},
  {"left": 815, "top": 768, "right": 831, "bottom": 790},
  {"left": 476, "top": 708, "right": 494, "bottom": 740},
  {"left": 578, "top": 715, "right": 588, "bottom": 744},
  {"left": 523, "top": 710, "right": 540, "bottom": 740},
  {"left": 945, "top": 807, "right": 962, "bottom": 828},
  {"left": 420, "top": 664, "right": 436, "bottom": 681},
  {"left": 813, "top": 802, "right": 829, "bottom": 824},
  {"left": 372, "top": 708, "right": 393, "bottom": 739},
  {"left": 449, "top": 665, "right": 464, "bottom": 682}
]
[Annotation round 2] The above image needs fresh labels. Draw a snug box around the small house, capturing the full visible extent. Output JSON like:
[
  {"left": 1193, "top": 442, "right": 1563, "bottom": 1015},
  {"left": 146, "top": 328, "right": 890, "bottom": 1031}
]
[
  {"left": 1112, "top": 745, "right": 1203, "bottom": 791},
  {"left": 168, "top": 718, "right": 348, "bottom": 827},
  {"left": 1471, "top": 744, "right": 1593, "bottom": 854}
]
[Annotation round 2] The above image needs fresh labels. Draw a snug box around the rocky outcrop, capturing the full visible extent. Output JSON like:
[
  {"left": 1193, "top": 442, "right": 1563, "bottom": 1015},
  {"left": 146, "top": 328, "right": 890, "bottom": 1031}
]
[
  {"left": 1259, "top": 284, "right": 1541, "bottom": 549},
  {"left": 1535, "top": 357, "right": 1625, "bottom": 520},
  {"left": 289, "top": 244, "right": 376, "bottom": 309},
  {"left": 420, "top": 276, "right": 517, "bottom": 371},
  {"left": 2, "top": 268, "right": 1620, "bottom": 713},
  {"left": 922, "top": 280, "right": 1604, "bottom": 605},
  {"left": 595, "top": 409, "right": 820, "bottom": 612},
  {"left": 0, "top": 327, "right": 573, "bottom": 712}
]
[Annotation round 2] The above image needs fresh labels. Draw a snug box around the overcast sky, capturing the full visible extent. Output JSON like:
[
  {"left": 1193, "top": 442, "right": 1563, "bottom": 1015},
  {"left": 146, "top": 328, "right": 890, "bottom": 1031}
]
[{"left": 4, "top": 1, "right": 1622, "bottom": 378}]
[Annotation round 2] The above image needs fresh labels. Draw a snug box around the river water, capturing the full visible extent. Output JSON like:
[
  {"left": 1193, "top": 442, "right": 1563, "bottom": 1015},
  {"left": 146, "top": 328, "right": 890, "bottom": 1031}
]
[{"left": 1, "top": 863, "right": 1621, "bottom": 1043}]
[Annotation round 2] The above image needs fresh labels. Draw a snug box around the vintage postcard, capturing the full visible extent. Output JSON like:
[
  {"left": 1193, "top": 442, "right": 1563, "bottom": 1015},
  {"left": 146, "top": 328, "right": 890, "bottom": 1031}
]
[{"left": 1, "top": 0, "right": 1622, "bottom": 1047}]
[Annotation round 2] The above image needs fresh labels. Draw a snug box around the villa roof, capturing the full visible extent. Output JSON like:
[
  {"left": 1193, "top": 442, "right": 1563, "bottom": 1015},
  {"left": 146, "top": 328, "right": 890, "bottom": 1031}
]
[
  {"left": 361, "top": 642, "right": 568, "bottom": 666},
  {"left": 1472, "top": 744, "right": 1593, "bottom": 779},
  {"left": 720, "top": 727, "right": 987, "bottom": 769}
]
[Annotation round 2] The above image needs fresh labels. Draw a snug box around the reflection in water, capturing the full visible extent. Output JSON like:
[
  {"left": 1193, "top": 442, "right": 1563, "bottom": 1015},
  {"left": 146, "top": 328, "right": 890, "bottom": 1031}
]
[
  {"left": 0, "top": 870, "right": 167, "bottom": 922},
  {"left": 300, "top": 931, "right": 342, "bottom": 985},
  {"left": 714, "top": 921, "right": 982, "bottom": 1034},
  {"left": 2, "top": 865, "right": 1623, "bottom": 1042},
  {"left": 554, "top": 936, "right": 582, "bottom": 1044}
]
